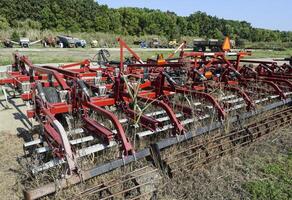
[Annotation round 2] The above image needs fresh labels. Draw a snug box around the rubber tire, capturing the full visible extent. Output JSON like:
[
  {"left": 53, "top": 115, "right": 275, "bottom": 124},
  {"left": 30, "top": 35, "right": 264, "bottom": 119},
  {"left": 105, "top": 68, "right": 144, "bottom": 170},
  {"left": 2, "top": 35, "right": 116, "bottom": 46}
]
[{"left": 43, "top": 87, "right": 60, "bottom": 103}]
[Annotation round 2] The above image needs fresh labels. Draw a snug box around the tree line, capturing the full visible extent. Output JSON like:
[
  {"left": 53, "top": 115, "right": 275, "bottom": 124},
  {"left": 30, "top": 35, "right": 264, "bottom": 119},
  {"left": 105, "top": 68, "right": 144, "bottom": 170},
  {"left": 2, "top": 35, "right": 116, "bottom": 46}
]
[{"left": 0, "top": 0, "right": 291, "bottom": 43}]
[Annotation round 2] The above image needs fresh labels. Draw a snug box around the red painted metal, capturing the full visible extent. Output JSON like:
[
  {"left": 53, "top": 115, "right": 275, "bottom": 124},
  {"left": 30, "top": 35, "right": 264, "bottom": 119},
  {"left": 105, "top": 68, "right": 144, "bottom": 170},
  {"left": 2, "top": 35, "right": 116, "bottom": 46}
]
[
  {"left": 83, "top": 116, "right": 114, "bottom": 144},
  {"left": 86, "top": 102, "right": 134, "bottom": 155},
  {"left": 138, "top": 96, "right": 185, "bottom": 134},
  {"left": 1, "top": 38, "right": 292, "bottom": 195},
  {"left": 117, "top": 37, "right": 144, "bottom": 65},
  {"left": 175, "top": 88, "right": 226, "bottom": 119},
  {"left": 122, "top": 106, "right": 163, "bottom": 131},
  {"left": 224, "top": 86, "right": 255, "bottom": 110}
]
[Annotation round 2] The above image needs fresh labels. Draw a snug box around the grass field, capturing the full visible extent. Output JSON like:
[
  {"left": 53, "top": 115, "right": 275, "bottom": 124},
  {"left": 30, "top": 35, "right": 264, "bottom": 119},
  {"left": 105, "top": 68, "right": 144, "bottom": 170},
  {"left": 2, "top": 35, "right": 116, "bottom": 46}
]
[
  {"left": 250, "top": 49, "right": 292, "bottom": 58},
  {"left": 0, "top": 48, "right": 291, "bottom": 66},
  {"left": 0, "top": 48, "right": 173, "bottom": 66}
]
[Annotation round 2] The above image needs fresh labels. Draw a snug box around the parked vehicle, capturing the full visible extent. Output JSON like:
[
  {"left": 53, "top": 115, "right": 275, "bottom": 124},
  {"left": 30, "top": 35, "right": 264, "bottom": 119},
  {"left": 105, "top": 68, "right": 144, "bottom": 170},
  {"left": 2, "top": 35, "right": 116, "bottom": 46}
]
[
  {"left": 42, "top": 36, "right": 57, "bottom": 48},
  {"left": 193, "top": 37, "right": 235, "bottom": 52},
  {"left": 140, "top": 41, "right": 147, "bottom": 48},
  {"left": 91, "top": 40, "right": 98, "bottom": 48},
  {"left": 19, "top": 38, "right": 30, "bottom": 48},
  {"left": 57, "top": 35, "right": 76, "bottom": 48},
  {"left": 2, "top": 39, "right": 14, "bottom": 48},
  {"left": 168, "top": 39, "right": 178, "bottom": 48},
  {"left": 149, "top": 38, "right": 160, "bottom": 48},
  {"left": 57, "top": 35, "right": 86, "bottom": 48},
  {"left": 75, "top": 39, "right": 86, "bottom": 48}
]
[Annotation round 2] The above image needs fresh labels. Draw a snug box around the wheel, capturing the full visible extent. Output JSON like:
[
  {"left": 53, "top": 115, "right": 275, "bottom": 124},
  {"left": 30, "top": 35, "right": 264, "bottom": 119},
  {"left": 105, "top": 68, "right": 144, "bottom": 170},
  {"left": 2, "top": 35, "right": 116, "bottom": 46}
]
[{"left": 43, "top": 87, "right": 60, "bottom": 103}]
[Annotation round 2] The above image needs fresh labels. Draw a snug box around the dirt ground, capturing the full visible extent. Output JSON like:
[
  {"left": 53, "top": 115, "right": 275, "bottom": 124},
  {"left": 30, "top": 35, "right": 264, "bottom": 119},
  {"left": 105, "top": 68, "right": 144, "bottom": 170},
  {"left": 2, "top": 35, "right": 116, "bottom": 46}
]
[
  {"left": 0, "top": 92, "right": 30, "bottom": 200},
  {"left": 0, "top": 131, "right": 23, "bottom": 200}
]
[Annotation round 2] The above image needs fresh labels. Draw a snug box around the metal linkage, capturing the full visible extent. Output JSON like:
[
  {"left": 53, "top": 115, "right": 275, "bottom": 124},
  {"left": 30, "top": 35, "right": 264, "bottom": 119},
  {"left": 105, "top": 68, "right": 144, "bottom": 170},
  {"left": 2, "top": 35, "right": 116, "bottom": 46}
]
[{"left": 19, "top": 55, "right": 136, "bottom": 176}]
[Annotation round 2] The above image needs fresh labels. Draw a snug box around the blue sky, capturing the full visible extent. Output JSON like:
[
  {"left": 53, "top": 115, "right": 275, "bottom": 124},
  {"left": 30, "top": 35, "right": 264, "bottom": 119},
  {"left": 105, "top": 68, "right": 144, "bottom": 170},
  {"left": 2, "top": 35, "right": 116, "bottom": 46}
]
[{"left": 97, "top": 0, "right": 292, "bottom": 31}]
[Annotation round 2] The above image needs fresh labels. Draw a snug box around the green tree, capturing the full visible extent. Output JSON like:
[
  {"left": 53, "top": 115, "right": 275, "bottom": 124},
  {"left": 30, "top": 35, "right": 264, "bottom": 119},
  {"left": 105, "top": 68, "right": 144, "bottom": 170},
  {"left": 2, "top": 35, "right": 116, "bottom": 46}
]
[
  {"left": 0, "top": 16, "right": 9, "bottom": 30},
  {"left": 0, "top": 0, "right": 290, "bottom": 43}
]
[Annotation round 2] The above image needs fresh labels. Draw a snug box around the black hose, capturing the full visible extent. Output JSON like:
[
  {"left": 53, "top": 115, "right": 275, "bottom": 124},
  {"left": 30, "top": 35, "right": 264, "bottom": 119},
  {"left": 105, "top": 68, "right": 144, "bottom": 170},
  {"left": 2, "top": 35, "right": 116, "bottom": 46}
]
[
  {"left": 36, "top": 82, "right": 47, "bottom": 102},
  {"left": 77, "top": 80, "right": 90, "bottom": 98},
  {"left": 162, "top": 72, "right": 177, "bottom": 86}
]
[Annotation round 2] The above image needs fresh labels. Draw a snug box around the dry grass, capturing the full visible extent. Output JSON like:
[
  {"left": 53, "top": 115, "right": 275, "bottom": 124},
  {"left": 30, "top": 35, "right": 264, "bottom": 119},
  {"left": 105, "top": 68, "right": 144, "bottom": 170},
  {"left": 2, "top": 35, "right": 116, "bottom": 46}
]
[
  {"left": 159, "top": 126, "right": 292, "bottom": 200},
  {"left": 0, "top": 113, "right": 291, "bottom": 200}
]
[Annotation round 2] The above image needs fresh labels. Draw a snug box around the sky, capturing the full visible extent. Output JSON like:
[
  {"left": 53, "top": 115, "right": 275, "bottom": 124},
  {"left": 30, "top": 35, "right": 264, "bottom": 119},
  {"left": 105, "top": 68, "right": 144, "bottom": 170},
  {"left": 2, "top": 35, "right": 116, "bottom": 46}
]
[{"left": 97, "top": 0, "right": 292, "bottom": 31}]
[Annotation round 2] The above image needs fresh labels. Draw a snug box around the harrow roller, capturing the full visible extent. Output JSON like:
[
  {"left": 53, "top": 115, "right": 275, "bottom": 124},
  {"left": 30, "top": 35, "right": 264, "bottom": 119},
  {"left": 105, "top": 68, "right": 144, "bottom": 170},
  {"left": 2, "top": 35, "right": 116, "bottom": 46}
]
[{"left": 165, "top": 107, "right": 292, "bottom": 174}]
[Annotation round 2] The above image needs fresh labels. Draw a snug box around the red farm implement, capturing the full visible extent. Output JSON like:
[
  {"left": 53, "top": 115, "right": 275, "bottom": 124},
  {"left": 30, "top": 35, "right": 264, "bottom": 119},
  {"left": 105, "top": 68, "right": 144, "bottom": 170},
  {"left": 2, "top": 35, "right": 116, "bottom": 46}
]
[{"left": 0, "top": 38, "right": 291, "bottom": 200}]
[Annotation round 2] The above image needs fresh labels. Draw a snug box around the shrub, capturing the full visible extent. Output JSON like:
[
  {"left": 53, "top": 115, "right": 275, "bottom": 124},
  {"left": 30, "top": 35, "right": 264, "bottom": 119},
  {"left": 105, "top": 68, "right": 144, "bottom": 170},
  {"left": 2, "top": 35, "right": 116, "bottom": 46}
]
[
  {"left": 0, "top": 16, "right": 9, "bottom": 30},
  {"left": 11, "top": 30, "right": 20, "bottom": 42}
]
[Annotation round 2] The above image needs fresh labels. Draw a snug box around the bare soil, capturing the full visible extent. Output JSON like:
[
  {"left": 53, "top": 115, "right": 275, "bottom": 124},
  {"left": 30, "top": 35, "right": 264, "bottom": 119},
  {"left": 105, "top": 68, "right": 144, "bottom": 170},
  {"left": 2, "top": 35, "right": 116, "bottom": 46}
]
[
  {"left": 0, "top": 131, "right": 23, "bottom": 200},
  {"left": 0, "top": 95, "right": 32, "bottom": 200}
]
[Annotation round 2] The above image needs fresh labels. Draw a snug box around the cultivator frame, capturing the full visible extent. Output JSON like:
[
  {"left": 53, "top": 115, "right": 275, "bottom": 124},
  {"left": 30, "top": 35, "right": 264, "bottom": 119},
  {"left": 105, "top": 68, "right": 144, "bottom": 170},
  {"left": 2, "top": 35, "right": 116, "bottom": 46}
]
[{"left": 0, "top": 38, "right": 291, "bottom": 200}]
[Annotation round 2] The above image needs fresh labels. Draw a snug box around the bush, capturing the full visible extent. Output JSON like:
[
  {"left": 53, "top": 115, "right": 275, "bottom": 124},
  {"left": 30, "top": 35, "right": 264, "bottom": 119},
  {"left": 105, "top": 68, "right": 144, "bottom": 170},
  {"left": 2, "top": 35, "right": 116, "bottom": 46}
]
[
  {"left": 11, "top": 30, "right": 20, "bottom": 42},
  {"left": 0, "top": 16, "right": 9, "bottom": 30},
  {"left": 21, "top": 31, "right": 27, "bottom": 37},
  {"left": 14, "top": 19, "right": 42, "bottom": 30}
]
